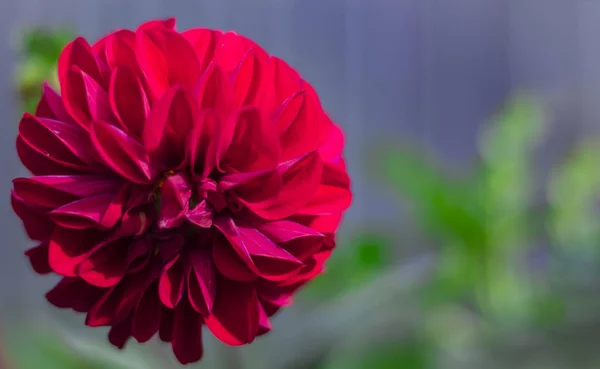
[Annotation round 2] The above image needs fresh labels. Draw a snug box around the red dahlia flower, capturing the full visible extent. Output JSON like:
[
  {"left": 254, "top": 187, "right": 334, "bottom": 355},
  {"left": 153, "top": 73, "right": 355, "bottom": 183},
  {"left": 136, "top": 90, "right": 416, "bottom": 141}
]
[{"left": 11, "top": 18, "right": 351, "bottom": 364}]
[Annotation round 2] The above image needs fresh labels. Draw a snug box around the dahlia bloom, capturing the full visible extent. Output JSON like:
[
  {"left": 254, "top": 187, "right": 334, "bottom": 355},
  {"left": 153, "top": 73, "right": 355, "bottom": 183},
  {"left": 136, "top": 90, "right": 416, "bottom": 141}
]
[{"left": 12, "top": 18, "right": 351, "bottom": 364}]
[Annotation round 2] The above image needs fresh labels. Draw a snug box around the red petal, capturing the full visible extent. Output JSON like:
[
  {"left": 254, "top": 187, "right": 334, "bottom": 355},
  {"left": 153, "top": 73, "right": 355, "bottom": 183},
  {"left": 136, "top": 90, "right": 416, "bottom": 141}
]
[
  {"left": 108, "top": 314, "right": 133, "bottom": 349},
  {"left": 18, "top": 113, "right": 93, "bottom": 169},
  {"left": 186, "top": 200, "right": 215, "bottom": 229},
  {"left": 50, "top": 188, "right": 127, "bottom": 230},
  {"left": 16, "top": 136, "right": 78, "bottom": 176},
  {"left": 109, "top": 66, "right": 150, "bottom": 137},
  {"left": 104, "top": 30, "right": 137, "bottom": 70},
  {"left": 86, "top": 270, "right": 156, "bottom": 327},
  {"left": 257, "top": 303, "right": 272, "bottom": 336},
  {"left": 46, "top": 277, "right": 104, "bottom": 311},
  {"left": 11, "top": 191, "right": 54, "bottom": 240},
  {"left": 212, "top": 32, "right": 259, "bottom": 74},
  {"left": 187, "top": 110, "right": 221, "bottom": 178},
  {"left": 220, "top": 107, "right": 280, "bottom": 173},
  {"left": 265, "top": 57, "right": 303, "bottom": 111},
  {"left": 143, "top": 86, "right": 195, "bottom": 169},
  {"left": 275, "top": 88, "right": 322, "bottom": 161},
  {"left": 194, "top": 63, "right": 234, "bottom": 116},
  {"left": 205, "top": 277, "right": 260, "bottom": 346},
  {"left": 78, "top": 237, "right": 129, "bottom": 287},
  {"left": 172, "top": 301, "right": 204, "bottom": 364},
  {"left": 118, "top": 207, "right": 153, "bottom": 238},
  {"left": 298, "top": 162, "right": 352, "bottom": 215},
  {"left": 159, "top": 256, "right": 185, "bottom": 308},
  {"left": 214, "top": 217, "right": 302, "bottom": 281},
  {"left": 212, "top": 232, "right": 258, "bottom": 282},
  {"left": 25, "top": 241, "right": 52, "bottom": 274},
  {"left": 136, "top": 28, "right": 201, "bottom": 98},
  {"left": 48, "top": 228, "right": 104, "bottom": 276},
  {"left": 232, "top": 48, "right": 268, "bottom": 107},
  {"left": 90, "top": 121, "right": 156, "bottom": 184},
  {"left": 132, "top": 283, "right": 162, "bottom": 343},
  {"left": 159, "top": 307, "right": 174, "bottom": 342},
  {"left": 158, "top": 174, "right": 192, "bottom": 230},
  {"left": 12, "top": 177, "right": 78, "bottom": 209},
  {"left": 17, "top": 175, "right": 122, "bottom": 198},
  {"left": 58, "top": 37, "right": 107, "bottom": 88},
  {"left": 318, "top": 120, "right": 345, "bottom": 163},
  {"left": 36, "top": 83, "right": 76, "bottom": 123},
  {"left": 187, "top": 249, "right": 216, "bottom": 316},
  {"left": 252, "top": 151, "right": 323, "bottom": 220},
  {"left": 62, "top": 67, "right": 114, "bottom": 129},
  {"left": 256, "top": 220, "right": 322, "bottom": 243},
  {"left": 182, "top": 28, "right": 222, "bottom": 71},
  {"left": 125, "top": 239, "right": 153, "bottom": 273}
]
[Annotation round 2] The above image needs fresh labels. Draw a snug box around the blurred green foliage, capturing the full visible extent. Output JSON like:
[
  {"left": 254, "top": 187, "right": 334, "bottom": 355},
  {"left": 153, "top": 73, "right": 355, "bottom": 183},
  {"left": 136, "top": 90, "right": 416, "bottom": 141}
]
[
  {"left": 3, "top": 330, "right": 133, "bottom": 369},
  {"left": 14, "top": 27, "right": 72, "bottom": 113},
  {"left": 380, "top": 96, "right": 548, "bottom": 323}
]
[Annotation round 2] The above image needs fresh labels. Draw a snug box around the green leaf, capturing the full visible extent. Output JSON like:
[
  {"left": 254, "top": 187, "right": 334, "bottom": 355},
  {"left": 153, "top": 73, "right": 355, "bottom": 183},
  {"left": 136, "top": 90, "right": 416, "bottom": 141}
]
[
  {"left": 547, "top": 140, "right": 600, "bottom": 257},
  {"left": 22, "top": 28, "right": 73, "bottom": 64},
  {"left": 322, "top": 340, "right": 431, "bottom": 369},
  {"left": 379, "top": 145, "right": 486, "bottom": 249}
]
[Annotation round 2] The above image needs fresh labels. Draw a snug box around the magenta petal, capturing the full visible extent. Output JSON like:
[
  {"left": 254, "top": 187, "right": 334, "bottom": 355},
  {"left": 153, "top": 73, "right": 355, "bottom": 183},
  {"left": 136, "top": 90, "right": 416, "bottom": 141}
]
[
  {"left": 63, "top": 67, "right": 114, "bottom": 128},
  {"left": 16, "top": 136, "right": 78, "bottom": 176},
  {"left": 159, "top": 256, "right": 185, "bottom": 308},
  {"left": 172, "top": 301, "right": 204, "bottom": 364},
  {"left": 214, "top": 216, "right": 302, "bottom": 281},
  {"left": 58, "top": 37, "right": 107, "bottom": 88},
  {"left": 318, "top": 121, "right": 345, "bottom": 163},
  {"left": 252, "top": 151, "right": 323, "bottom": 220},
  {"left": 126, "top": 239, "right": 153, "bottom": 273},
  {"left": 108, "top": 314, "right": 133, "bottom": 349},
  {"left": 46, "top": 277, "right": 103, "bottom": 311},
  {"left": 109, "top": 66, "right": 150, "bottom": 136},
  {"left": 78, "top": 238, "right": 129, "bottom": 287},
  {"left": 257, "top": 303, "right": 272, "bottom": 336},
  {"left": 276, "top": 87, "right": 322, "bottom": 161},
  {"left": 136, "top": 27, "right": 201, "bottom": 99},
  {"left": 12, "top": 177, "right": 78, "bottom": 209},
  {"left": 212, "top": 233, "right": 258, "bottom": 282},
  {"left": 186, "top": 200, "right": 215, "bottom": 228},
  {"left": 132, "top": 284, "right": 162, "bottom": 343},
  {"left": 25, "top": 241, "right": 52, "bottom": 274},
  {"left": 298, "top": 162, "right": 352, "bottom": 215},
  {"left": 182, "top": 28, "right": 222, "bottom": 71},
  {"left": 18, "top": 113, "right": 92, "bottom": 169},
  {"left": 187, "top": 110, "right": 225, "bottom": 178},
  {"left": 158, "top": 174, "right": 192, "bottom": 229},
  {"left": 255, "top": 220, "right": 323, "bottom": 243},
  {"left": 50, "top": 185, "right": 128, "bottom": 230},
  {"left": 104, "top": 30, "right": 137, "bottom": 70},
  {"left": 19, "top": 175, "right": 123, "bottom": 198},
  {"left": 205, "top": 277, "right": 260, "bottom": 346},
  {"left": 143, "top": 86, "right": 195, "bottom": 169},
  {"left": 36, "top": 83, "right": 77, "bottom": 123},
  {"left": 159, "top": 307, "right": 174, "bottom": 343},
  {"left": 90, "top": 120, "right": 156, "bottom": 184},
  {"left": 187, "top": 249, "right": 216, "bottom": 316},
  {"left": 220, "top": 107, "right": 280, "bottom": 173},
  {"left": 47, "top": 228, "right": 103, "bottom": 276},
  {"left": 11, "top": 191, "right": 54, "bottom": 241}
]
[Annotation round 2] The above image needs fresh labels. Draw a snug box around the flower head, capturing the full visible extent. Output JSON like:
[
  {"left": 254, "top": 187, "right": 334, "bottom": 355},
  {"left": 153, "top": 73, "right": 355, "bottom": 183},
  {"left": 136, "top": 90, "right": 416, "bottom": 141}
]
[{"left": 12, "top": 18, "right": 351, "bottom": 364}]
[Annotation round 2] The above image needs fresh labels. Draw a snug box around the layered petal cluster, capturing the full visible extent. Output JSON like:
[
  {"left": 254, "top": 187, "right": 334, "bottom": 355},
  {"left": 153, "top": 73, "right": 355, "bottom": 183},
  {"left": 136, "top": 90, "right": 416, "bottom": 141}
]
[{"left": 12, "top": 18, "right": 351, "bottom": 364}]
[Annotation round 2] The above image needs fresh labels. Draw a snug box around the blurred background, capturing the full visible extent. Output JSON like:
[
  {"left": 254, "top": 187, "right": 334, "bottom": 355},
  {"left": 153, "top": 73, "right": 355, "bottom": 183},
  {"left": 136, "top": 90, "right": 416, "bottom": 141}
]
[{"left": 1, "top": 0, "right": 600, "bottom": 368}]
